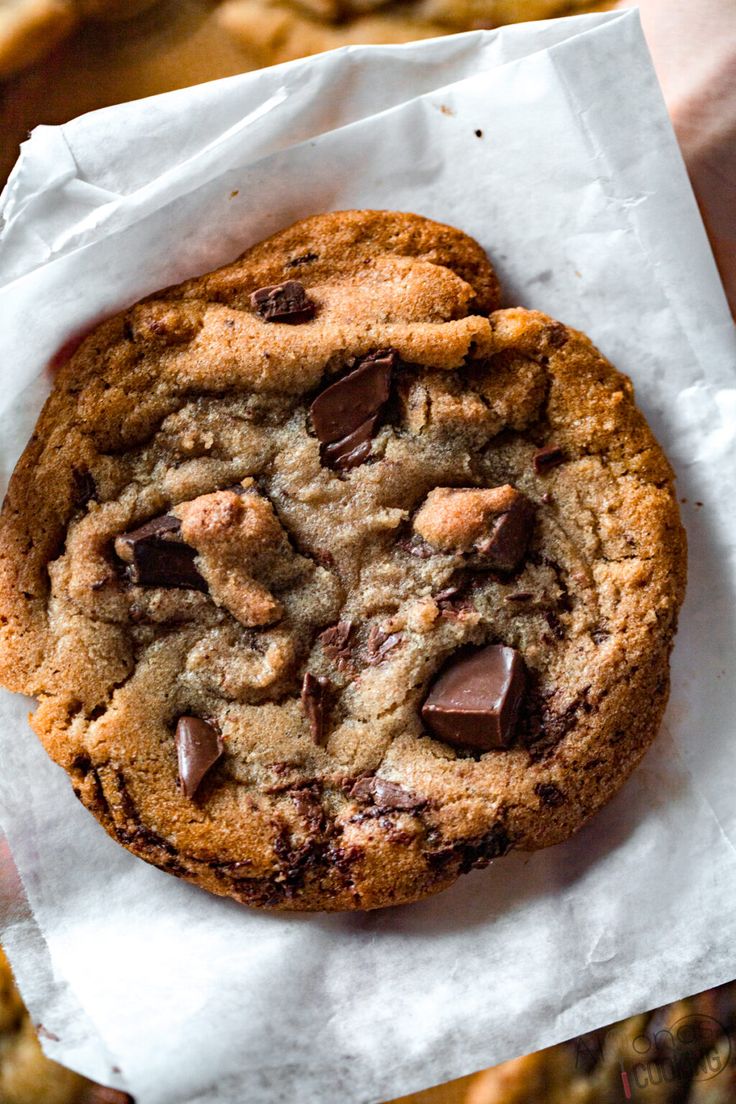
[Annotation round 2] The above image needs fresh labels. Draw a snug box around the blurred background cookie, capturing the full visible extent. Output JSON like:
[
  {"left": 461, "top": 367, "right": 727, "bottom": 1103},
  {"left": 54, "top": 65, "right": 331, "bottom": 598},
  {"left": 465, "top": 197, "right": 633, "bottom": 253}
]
[
  {"left": 463, "top": 981, "right": 736, "bottom": 1104},
  {"left": 0, "top": 0, "right": 614, "bottom": 185},
  {"left": 0, "top": 0, "right": 75, "bottom": 78},
  {"left": 0, "top": 944, "right": 93, "bottom": 1104}
]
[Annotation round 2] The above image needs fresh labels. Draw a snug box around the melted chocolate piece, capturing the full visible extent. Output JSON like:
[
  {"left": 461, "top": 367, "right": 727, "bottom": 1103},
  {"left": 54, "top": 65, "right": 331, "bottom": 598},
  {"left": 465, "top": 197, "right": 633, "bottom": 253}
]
[
  {"left": 301, "top": 672, "right": 330, "bottom": 745},
  {"left": 421, "top": 644, "right": 527, "bottom": 751},
  {"left": 114, "top": 515, "right": 205, "bottom": 591},
  {"left": 175, "top": 716, "right": 223, "bottom": 798},
  {"left": 351, "top": 776, "right": 424, "bottom": 810},
  {"left": 473, "top": 493, "right": 535, "bottom": 573},
  {"left": 321, "top": 416, "right": 377, "bottom": 470},
  {"left": 533, "top": 445, "right": 566, "bottom": 474},
  {"left": 250, "top": 280, "right": 315, "bottom": 323},
  {"left": 310, "top": 350, "right": 395, "bottom": 468}
]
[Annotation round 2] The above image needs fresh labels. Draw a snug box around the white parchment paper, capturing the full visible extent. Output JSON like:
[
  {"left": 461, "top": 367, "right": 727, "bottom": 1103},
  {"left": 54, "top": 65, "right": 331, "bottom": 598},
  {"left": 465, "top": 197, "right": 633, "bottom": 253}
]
[{"left": 1, "top": 11, "right": 736, "bottom": 1104}]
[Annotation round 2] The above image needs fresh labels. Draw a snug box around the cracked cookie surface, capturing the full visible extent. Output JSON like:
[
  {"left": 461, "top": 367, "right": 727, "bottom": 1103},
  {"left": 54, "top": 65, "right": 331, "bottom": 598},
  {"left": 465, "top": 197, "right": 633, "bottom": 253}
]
[{"left": 0, "top": 210, "right": 686, "bottom": 911}]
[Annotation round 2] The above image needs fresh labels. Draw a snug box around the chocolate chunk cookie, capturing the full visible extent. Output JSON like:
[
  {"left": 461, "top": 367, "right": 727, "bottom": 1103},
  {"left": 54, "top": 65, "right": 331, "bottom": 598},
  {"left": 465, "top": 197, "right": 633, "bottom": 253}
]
[
  {"left": 465, "top": 981, "right": 736, "bottom": 1104},
  {"left": 0, "top": 210, "right": 686, "bottom": 911}
]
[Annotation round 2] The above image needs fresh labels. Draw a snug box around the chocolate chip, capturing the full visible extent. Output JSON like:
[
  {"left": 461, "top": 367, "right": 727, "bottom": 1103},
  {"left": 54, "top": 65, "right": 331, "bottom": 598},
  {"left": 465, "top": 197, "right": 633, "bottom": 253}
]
[
  {"left": 114, "top": 515, "right": 205, "bottom": 591},
  {"left": 533, "top": 445, "right": 566, "bottom": 475},
  {"left": 350, "top": 776, "right": 425, "bottom": 810},
  {"left": 366, "top": 625, "right": 403, "bottom": 664},
  {"left": 175, "top": 716, "right": 223, "bottom": 798},
  {"left": 534, "top": 781, "right": 565, "bottom": 806},
  {"left": 250, "top": 280, "right": 315, "bottom": 323},
  {"left": 421, "top": 644, "right": 527, "bottom": 751},
  {"left": 72, "top": 469, "right": 97, "bottom": 509},
  {"left": 505, "top": 591, "right": 533, "bottom": 603},
  {"left": 310, "top": 350, "right": 395, "bottom": 469},
  {"left": 473, "top": 493, "right": 535, "bottom": 573},
  {"left": 301, "top": 672, "right": 330, "bottom": 745}
]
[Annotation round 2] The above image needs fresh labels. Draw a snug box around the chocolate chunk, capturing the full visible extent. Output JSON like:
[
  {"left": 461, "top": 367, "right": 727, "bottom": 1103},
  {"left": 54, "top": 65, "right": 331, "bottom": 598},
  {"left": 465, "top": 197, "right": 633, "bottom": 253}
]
[
  {"left": 175, "top": 716, "right": 223, "bottom": 798},
  {"left": 319, "top": 620, "right": 354, "bottom": 670},
  {"left": 421, "top": 644, "right": 527, "bottom": 751},
  {"left": 534, "top": 781, "right": 565, "bottom": 806},
  {"left": 321, "top": 415, "right": 377, "bottom": 470},
  {"left": 350, "top": 776, "right": 424, "bottom": 810},
  {"left": 474, "top": 493, "right": 535, "bottom": 572},
  {"left": 250, "top": 280, "right": 315, "bottom": 323},
  {"left": 366, "top": 625, "right": 403, "bottom": 664},
  {"left": 544, "top": 322, "right": 568, "bottom": 349},
  {"left": 426, "top": 823, "right": 512, "bottom": 873},
  {"left": 533, "top": 445, "right": 566, "bottom": 474},
  {"left": 435, "top": 584, "right": 474, "bottom": 619},
  {"left": 114, "top": 515, "right": 205, "bottom": 591},
  {"left": 301, "top": 672, "right": 330, "bottom": 745},
  {"left": 543, "top": 610, "right": 565, "bottom": 640},
  {"left": 310, "top": 350, "right": 395, "bottom": 468}
]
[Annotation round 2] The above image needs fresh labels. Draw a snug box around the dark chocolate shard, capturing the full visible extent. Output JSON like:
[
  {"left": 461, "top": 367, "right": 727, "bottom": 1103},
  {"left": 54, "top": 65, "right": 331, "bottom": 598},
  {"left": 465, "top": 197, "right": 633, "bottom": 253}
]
[
  {"left": 426, "top": 823, "right": 512, "bottom": 874},
  {"left": 310, "top": 349, "right": 395, "bottom": 468},
  {"left": 366, "top": 625, "right": 403, "bottom": 664},
  {"left": 533, "top": 445, "right": 566, "bottom": 475},
  {"left": 319, "top": 620, "right": 354, "bottom": 670},
  {"left": 421, "top": 644, "right": 527, "bottom": 751},
  {"left": 250, "top": 280, "right": 315, "bottom": 323},
  {"left": 435, "top": 584, "right": 474, "bottom": 620},
  {"left": 350, "top": 776, "right": 425, "bottom": 810},
  {"left": 175, "top": 716, "right": 223, "bottom": 798},
  {"left": 473, "top": 492, "right": 535, "bottom": 573},
  {"left": 114, "top": 515, "right": 205, "bottom": 591},
  {"left": 301, "top": 672, "right": 330, "bottom": 745},
  {"left": 321, "top": 416, "right": 377, "bottom": 470}
]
